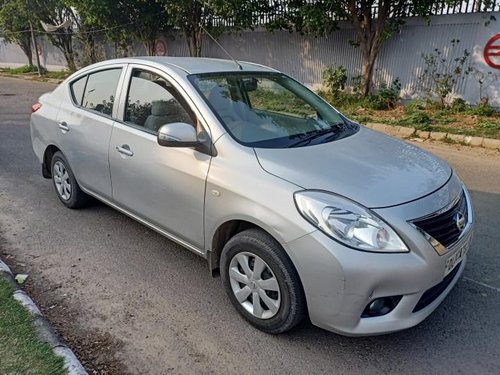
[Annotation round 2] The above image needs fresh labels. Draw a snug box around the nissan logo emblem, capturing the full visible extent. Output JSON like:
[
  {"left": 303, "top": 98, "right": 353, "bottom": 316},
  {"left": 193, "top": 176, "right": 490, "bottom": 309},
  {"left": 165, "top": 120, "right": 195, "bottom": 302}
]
[{"left": 454, "top": 212, "right": 466, "bottom": 231}]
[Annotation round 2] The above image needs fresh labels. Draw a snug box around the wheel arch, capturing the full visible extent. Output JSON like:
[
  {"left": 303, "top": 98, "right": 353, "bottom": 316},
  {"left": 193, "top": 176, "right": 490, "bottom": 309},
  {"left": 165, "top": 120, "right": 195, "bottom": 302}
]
[
  {"left": 208, "top": 218, "right": 292, "bottom": 277},
  {"left": 42, "top": 144, "right": 62, "bottom": 178}
]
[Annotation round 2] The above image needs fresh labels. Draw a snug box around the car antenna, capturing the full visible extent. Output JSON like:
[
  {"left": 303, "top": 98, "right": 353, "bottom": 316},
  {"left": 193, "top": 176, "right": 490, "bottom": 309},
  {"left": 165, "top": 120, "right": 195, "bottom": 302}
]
[{"left": 199, "top": 24, "right": 243, "bottom": 70}]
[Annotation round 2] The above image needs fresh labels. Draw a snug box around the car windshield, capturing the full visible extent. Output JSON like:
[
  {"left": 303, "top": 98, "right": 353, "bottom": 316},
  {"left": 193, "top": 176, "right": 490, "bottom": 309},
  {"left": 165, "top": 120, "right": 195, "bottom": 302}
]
[{"left": 189, "top": 72, "right": 359, "bottom": 148}]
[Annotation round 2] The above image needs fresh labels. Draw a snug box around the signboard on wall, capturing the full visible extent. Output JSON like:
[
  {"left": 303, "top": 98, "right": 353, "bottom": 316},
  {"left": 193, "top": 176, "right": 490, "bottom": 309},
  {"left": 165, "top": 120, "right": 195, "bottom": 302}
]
[
  {"left": 484, "top": 34, "right": 500, "bottom": 70},
  {"left": 155, "top": 40, "right": 166, "bottom": 56}
]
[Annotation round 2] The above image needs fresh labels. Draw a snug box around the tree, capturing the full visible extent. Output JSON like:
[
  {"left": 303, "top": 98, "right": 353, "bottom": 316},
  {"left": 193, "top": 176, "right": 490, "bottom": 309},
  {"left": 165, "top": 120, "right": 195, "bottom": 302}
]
[
  {"left": 268, "top": 1, "right": 457, "bottom": 96},
  {"left": 0, "top": 0, "right": 34, "bottom": 66},
  {"left": 163, "top": 0, "right": 266, "bottom": 57},
  {"left": 67, "top": 0, "right": 132, "bottom": 58},
  {"left": 163, "top": 0, "right": 211, "bottom": 57},
  {"left": 71, "top": 0, "right": 170, "bottom": 58},
  {"left": 35, "top": 0, "right": 77, "bottom": 71},
  {"left": 126, "top": 0, "right": 171, "bottom": 56}
]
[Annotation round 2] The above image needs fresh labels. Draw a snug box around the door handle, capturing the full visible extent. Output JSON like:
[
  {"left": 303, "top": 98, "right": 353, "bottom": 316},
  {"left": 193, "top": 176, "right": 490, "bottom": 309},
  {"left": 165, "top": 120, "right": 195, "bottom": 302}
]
[
  {"left": 58, "top": 121, "right": 69, "bottom": 132},
  {"left": 116, "top": 145, "right": 134, "bottom": 157}
]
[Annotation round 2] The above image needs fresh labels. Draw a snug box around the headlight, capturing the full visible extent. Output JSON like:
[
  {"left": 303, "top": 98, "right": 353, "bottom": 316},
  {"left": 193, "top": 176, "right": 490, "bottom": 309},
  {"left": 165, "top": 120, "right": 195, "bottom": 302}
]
[{"left": 294, "top": 191, "right": 408, "bottom": 253}]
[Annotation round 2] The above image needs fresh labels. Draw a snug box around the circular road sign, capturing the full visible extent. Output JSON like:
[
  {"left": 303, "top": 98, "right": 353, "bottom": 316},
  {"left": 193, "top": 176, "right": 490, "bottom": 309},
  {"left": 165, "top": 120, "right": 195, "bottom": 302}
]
[
  {"left": 155, "top": 40, "right": 166, "bottom": 56},
  {"left": 484, "top": 34, "right": 500, "bottom": 70}
]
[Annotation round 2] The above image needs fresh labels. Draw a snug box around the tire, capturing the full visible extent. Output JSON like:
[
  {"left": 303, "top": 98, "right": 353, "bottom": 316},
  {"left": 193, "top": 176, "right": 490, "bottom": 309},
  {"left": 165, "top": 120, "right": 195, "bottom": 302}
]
[
  {"left": 221, "top": 228, "right": 306, "bottom": 334},
  {"left": 51, "top": 151, "right": 90, "bottom": 209}
]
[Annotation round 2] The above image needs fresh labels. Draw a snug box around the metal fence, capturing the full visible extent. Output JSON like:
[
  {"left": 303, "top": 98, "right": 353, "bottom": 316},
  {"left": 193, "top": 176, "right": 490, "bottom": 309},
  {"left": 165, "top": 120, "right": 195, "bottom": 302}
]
[{"left": 212, "top": 0, "right": 500, "bottom": 27}]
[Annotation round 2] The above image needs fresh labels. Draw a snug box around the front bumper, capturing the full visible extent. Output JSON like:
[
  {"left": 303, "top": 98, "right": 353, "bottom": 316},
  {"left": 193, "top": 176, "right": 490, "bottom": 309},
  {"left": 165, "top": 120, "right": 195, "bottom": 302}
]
[{"left": 284, "top": 180, "right": 473, "bottom": 336}]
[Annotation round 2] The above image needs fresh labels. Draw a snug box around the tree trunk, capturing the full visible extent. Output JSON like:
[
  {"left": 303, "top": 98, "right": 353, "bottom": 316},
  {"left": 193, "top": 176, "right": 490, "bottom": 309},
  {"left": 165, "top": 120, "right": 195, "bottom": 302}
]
[
  {"left": 144, "top": 39, "right": 156, "bottom": 56},
  {"left": 346, "top": 0, "right": 391, "bottom": 97},
  {"left": 360, "top": 49, "right": 375, "bottom": 96},
  {"left": 63, "top": 50, "right": 76, "bottom": 72},
  {"left": 186, "top": 4, "right": 203, "bottom": 57},
  {"left": 18, "top": 36, "right": 33, "bottom": 67},
  {"left": 83, "top": 35, "right": 97, "bottom": 65},
  {"left": 186, "top": 30, "right": 202, "bottom": 57}
]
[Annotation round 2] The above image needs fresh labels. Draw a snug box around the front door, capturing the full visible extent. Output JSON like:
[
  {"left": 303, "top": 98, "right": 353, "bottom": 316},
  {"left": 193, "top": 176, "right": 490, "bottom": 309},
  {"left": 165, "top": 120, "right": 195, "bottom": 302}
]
[{"left": 109, "top": 67, "right": 211, "bottom": 250}]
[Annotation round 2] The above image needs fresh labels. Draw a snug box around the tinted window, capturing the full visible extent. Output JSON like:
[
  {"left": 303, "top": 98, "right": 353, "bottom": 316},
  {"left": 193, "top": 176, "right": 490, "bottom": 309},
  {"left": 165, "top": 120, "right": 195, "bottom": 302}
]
[
  {"left": 70, "top": 75, "right": 87, "bottom": 105},
  {"left": 82, "top": 69, "right": 122, "bottom": 116},
  {"left": 125, "top": 69, "right": 194, "bottom": 133}
]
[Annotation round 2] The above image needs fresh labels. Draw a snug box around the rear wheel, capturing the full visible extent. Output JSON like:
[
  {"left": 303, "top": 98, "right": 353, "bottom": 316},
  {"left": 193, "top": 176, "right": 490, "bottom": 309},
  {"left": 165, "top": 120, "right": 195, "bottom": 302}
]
[
  {"left": 221, "top": 228, "right": 306, "bottom": 334},
  {"left": 51, "top": 152, "right": 90, "bottom": 209}
]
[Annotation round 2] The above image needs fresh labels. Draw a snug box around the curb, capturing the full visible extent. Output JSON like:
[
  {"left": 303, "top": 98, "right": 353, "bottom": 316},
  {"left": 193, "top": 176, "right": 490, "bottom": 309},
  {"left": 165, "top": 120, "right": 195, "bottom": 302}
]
[
  {"left": 0, "top": 258, "right": 87, "bottom": 375},
  {"left": 366, "top": 123, "right": 500, "bottom": 151}
]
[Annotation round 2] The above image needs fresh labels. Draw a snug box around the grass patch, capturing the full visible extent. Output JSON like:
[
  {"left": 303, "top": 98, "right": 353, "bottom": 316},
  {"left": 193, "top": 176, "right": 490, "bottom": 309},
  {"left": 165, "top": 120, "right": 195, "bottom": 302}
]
[
  {"left": 317, "top": 93, "right": 500, "bottom": 139},
  {"left": 1, "top": 65, "right": 39, "bottom": 74},
  {"left": 0, "top": 278, "right": 66, "bottom": 375},
  {"left": 44, "top": 71, "right": 71, "bottom": 80},
  {"left": 0, "top": 65, "right": 70, "bottom": 80}
]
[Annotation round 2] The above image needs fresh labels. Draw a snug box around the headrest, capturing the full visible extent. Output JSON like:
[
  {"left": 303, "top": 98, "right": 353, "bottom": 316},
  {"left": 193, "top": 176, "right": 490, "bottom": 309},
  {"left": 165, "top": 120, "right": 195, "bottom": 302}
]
[{"left": 151, "top": 100, "right": 170, "bottom": 116}]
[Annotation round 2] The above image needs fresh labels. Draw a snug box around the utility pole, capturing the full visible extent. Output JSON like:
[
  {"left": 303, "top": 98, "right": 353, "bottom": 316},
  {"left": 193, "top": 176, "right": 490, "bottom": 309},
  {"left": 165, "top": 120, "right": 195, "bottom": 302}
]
[{"left": 26, "top": 0, "right": 42, "bottom": 77}]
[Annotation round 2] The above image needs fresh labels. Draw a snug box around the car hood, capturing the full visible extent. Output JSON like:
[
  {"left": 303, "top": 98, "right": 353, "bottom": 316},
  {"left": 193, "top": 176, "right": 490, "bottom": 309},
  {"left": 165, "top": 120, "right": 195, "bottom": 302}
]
[{"left": 254, "top": 127, "right": 451, "bottom": 208}]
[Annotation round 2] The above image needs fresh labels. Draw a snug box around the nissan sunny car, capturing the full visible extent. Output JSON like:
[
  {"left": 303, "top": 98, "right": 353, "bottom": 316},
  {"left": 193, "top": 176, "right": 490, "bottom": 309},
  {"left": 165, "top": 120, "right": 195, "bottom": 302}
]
[{"left": 30, "top": 57, "right": 473, "bottom": 335}]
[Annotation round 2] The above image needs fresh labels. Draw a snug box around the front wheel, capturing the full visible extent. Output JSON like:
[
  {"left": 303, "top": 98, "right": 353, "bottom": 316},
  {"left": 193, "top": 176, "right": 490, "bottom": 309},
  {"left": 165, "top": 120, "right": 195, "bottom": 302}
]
[{"left": 221, "top": 228, "right": 306, "bottom": 334}]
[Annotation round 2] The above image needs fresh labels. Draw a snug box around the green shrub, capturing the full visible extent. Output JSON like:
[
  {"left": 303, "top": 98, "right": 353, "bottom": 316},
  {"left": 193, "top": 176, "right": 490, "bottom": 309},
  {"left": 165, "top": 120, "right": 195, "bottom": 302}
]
[
  {"left": 449, "top": 98, "right": 468, "bottom": 113},
  {"left": 433, "top": 109, "right": 453, "bottom": 124},
  {"left": 477, "top": 120, "right": 500, "bottom": 136},
  {"left": 404, "top": 100, "right": 427, "bottom": 114},
  {"left": 401, "top": 111, "right": 432, "bottom": 126},
  {"left": 472, "top": 103, "right": 495, "bottom": 117},
  {"left": 377, "top": 78, "right": 401, "bottom": 109},
  {"left": 322, "top": 65, "right": 347, "bottom": 96}
]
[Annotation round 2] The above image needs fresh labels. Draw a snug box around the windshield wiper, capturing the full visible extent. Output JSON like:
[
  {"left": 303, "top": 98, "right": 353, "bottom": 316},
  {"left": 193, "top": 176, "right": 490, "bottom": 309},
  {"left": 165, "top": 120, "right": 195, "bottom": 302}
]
[{"left": 287, "top": 125, "right": 342, "bottom": 148}]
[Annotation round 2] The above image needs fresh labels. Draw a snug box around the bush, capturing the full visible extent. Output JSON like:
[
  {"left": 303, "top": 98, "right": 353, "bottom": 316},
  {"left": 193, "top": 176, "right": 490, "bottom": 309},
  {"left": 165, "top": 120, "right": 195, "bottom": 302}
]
[
  {"left": 449, "top": 98, "right": 467, "bottom": 113},
  {"left": 322, "top": 65, "right": 347, "bottom": 96},
  {"left": 376, "top": 78, "right": 401, "bottom": 109},
  {"left": 472, "top": 103, "right": 495, "bottom": 117},
  {"left": 404, "top": 100, "right": 427, "bottom": 114},
  {"left": 401, "top": 111, "right": 432, "bottom": 127},
  {"left": 419, "top": 40, "right": 473, "bottom": 107}
]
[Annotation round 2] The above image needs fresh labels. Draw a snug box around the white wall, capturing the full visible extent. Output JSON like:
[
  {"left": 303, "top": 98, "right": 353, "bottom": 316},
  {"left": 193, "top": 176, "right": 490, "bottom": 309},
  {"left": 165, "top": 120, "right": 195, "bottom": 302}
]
[{"left": 1, "top": 12, "right": 498, "bottom": 105}]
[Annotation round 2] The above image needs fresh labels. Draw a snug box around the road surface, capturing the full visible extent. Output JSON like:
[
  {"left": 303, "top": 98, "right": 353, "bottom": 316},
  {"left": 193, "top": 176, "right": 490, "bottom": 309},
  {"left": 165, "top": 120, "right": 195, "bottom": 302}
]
[{"left": 1, "top": 76, "right": 499, "bottom": 374}]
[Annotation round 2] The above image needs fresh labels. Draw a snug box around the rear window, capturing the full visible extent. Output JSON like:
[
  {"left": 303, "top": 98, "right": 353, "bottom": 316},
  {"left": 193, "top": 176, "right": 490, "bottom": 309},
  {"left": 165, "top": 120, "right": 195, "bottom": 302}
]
[
  {"left": 70, "top": 75, "right": 87, "bottom": 105},
  {"left": 81, "top": 68, "right": 122, "bottom": 116}
]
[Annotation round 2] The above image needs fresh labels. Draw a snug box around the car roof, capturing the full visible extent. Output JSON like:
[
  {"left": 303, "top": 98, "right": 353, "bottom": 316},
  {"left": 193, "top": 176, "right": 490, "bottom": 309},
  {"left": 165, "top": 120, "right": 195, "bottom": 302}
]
[{"left": 95, "top": 57, "right": 277, "bottom": 75}]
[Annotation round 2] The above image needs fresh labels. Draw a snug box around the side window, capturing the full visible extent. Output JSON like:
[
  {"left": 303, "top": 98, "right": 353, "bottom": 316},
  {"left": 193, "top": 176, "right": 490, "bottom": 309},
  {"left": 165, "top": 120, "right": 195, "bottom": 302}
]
[
  {"left": 70, "top": 75, "right": 87, "bottom": 105},
  {"left": 82, "top": 68, "right": 122, "bottom": 116},
  {"left": 125, "top": 69, "right": 195, "bottom": 133}
]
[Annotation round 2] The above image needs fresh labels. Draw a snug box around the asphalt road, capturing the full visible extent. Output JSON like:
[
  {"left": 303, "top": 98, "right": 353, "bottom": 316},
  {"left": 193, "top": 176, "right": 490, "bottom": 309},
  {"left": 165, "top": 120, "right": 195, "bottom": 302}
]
[{"left": 1, "top": 76, "right": 500, "bottom": 374}]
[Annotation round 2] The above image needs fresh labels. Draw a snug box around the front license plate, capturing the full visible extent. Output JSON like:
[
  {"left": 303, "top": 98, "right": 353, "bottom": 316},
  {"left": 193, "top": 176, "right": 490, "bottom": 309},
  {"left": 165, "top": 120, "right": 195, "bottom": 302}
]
[{"left": 444, "top": 234, "right": 471, "bottom": 277}]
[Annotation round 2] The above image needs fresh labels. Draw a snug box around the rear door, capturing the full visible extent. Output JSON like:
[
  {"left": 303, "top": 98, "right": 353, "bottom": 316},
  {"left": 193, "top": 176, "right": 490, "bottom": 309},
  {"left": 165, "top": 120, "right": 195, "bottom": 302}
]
[
  {"left": 57, "top": 66, "right": 125, "bottom": 199},
  {"left": 109, "top": 65, "right": 211, "bottom": 251}
]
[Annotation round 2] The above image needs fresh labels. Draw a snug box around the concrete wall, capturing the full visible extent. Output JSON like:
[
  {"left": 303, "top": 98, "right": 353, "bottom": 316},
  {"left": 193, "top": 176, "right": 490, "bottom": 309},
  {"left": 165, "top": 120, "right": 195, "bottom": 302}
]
[{"left": 1, "top": 12, "right": 498, "bottom": 106}]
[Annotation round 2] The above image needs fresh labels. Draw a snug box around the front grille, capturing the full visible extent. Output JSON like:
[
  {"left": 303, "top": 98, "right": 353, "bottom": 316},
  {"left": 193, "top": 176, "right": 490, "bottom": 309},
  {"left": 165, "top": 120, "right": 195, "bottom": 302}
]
[
  {"left": 413, "top": 262, "right": 461, "bottom": 312},
  {"left": 412, "top": 191, "right": 468, "bottom": 248}
]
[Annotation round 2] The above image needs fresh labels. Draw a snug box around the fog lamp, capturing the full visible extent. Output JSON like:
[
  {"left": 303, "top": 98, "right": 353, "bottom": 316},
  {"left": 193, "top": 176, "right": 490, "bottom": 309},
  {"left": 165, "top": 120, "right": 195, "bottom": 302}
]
[{"left": 361, "top": 296, "right": 402, "bottom": 318}]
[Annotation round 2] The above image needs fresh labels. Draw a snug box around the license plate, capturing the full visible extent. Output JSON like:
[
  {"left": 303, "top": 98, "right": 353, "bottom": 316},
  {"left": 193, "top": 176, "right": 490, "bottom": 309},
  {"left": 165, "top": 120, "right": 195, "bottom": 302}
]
[{"left": 444, "top": 234, "right": 472, "bottom": 277}]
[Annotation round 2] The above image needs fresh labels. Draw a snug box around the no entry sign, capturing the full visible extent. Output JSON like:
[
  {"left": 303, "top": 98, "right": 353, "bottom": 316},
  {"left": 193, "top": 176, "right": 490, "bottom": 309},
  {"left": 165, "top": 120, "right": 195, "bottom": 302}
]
[
  {"left": 484, "top": 34, "right": 500, "bottom": 70},
  {"left": 155, "top": 40, "right": 166, "bottom": 56}
]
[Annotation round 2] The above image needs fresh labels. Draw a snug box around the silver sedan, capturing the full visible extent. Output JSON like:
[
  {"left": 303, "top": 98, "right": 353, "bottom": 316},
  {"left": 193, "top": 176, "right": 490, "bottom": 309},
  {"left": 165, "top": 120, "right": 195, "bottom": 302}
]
[{"left": 30, "top": 57, "right": 473, "bottom": 335}]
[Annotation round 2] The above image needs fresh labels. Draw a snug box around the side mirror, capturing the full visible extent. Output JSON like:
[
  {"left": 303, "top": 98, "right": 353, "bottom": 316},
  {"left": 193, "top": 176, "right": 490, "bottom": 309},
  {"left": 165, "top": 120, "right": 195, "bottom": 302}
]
[{"left": 157, "top": 122, "right": 199, "bottom": 147}]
